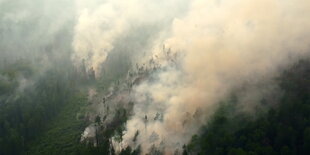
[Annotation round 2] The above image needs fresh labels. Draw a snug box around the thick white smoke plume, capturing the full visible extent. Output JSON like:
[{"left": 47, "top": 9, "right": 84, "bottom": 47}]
[
  {"left": 72, "top": 0, "right": 310, "bottom": 154},
  {"left": 2, "top": 0, "right": 310, "bottom": 154},
  {"left": 72, "top": 0, "right": 188, "bottom": 75},
  {"left": 118, "top": 0, "right": 310, "bottom": 154}
]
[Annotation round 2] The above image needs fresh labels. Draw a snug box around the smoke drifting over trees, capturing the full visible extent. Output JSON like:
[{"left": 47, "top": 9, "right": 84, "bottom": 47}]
[
  {"left": 75, "top": 0, "right": 310, "bottom": 153},
  {"left": 1, "top": 0, "right": 310, "bottom": 154}
]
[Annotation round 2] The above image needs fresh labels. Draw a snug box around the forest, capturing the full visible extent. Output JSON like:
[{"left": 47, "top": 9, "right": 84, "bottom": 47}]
[
  {"left": 1, "top": 0, "right": 310, "bottom": 155},
  {"left": 2, "top": 58, "right": 310, "bottom": 155}
]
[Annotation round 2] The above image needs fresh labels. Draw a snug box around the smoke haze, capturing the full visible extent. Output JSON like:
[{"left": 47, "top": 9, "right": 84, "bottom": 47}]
[
  {"left": 118, "top": 0, "right": 310, "bottom": 153},
  {"left": 2, "top": 0, "right": 310, "bottom": 154},
  {"left": 72, "top": 0, "right": 189, "bottom": 75}
]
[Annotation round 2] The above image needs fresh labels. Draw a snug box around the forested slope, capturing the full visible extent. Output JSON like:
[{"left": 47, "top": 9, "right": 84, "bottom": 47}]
[
  {"left": 186, "top": 60, "right": 310, "bottom": 155},
  {"left": 0, "top": 60, "right": 85, "bottom": 155}
]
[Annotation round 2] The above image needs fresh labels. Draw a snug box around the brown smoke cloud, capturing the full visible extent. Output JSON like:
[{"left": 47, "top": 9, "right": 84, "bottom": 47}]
[{"left": 119, "top": 0, "right": 310, "bottom": 153}]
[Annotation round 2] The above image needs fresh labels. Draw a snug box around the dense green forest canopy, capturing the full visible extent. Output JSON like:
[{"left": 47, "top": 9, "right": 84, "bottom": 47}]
[{"left": 0, "top": 59, "right": 82, "bottom": 154}]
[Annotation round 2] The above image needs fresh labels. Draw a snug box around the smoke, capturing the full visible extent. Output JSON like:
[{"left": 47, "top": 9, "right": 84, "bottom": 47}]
[
  {"left": 0, "top": 0, "right": 76, "bottom": 71},
  {"left": 3, "top": 0, "right": 310, "bottom": 154},
  {"left": 72, "top": 0, "right": 189, "bottom": 75},
  {"left": 117, "top": 0, "right": 310, "bottom": 153}
]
